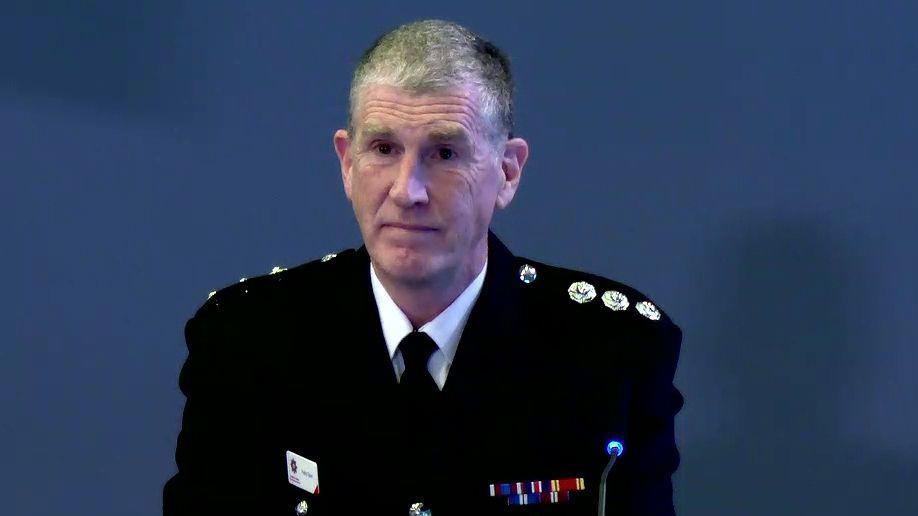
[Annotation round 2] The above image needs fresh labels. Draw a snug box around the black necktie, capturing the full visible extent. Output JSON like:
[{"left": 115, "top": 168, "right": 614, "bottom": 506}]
[
  {"left": 395, "top": 332, "right": 443, "bottom": 503},
  {"left": 398, "top": 331, "right": 439, "bottom": 395}
]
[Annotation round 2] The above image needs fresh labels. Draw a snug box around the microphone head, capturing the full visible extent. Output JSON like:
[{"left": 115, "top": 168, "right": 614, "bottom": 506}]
[{"left": 605, "top": 440, "right": 624, "bottom": 457}]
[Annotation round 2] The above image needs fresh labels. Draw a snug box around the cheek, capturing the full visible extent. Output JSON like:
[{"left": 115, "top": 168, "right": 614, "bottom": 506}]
[
  {"left": 351, "top": 168, "right": 387, "bottom": 216},
  {"left": 434, "top": 174, "right": 474, "bottom": 214},
  {"left": 472, "top": 171, "right": 501, "bottom": 224},
  {"left": 439, "top": 168, "right": 497, "bottom": 227}
]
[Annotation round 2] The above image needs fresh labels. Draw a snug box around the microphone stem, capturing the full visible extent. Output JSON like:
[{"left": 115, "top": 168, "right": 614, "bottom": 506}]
[{"left": 597, "top": 454, "right": 618, "bottom": 516}]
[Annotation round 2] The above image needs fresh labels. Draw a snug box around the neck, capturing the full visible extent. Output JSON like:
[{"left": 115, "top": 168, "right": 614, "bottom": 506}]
[{"left": 374, "top": 238, "right": 488, "bottom": 328}]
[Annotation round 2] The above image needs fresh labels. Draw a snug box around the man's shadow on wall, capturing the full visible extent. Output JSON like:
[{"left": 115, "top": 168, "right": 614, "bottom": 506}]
[{"left": 678, "top": 217, "right": 916, "bottom": 515}]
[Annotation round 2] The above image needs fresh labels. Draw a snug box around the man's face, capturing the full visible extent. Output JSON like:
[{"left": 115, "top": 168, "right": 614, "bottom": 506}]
[{"left": 334, "top": 83, "right": 526, "bottom": 285}]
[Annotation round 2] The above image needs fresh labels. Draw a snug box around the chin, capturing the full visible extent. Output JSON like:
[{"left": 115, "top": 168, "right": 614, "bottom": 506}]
[{"left": 374, "top": 248, "right": 443, "bottom": 284}]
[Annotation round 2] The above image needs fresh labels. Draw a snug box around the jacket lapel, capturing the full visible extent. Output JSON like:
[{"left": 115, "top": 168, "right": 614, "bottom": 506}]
[
  {"left": 441, "top": 230, "right": 529, "bottom": 396},
  {"left": 337, "top": 229, "right": 530, "bottom": 396},
  {"left": 349, "top": 245, "right": 399, "bottom": 389}
]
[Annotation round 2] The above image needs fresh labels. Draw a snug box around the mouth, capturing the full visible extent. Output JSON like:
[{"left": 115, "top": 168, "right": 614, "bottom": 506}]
[{"left": 382, "top": 223, "right": 438, "bottom": 232}]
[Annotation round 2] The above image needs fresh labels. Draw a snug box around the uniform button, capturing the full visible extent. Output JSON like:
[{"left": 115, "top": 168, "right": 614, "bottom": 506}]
[
  {"left": 294, "top": 500, "right": 309, "bottom": 515},
  {"left": 518, "top": 264, "right": 537, "bottom": 283}
]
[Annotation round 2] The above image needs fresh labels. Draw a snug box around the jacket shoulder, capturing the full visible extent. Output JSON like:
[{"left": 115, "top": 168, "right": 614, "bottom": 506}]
[
  {"left": 191, "top": 247, "right": 359, "bottom": 320},
  {"left": 513, "top": 255, "right": 680, "bottom": 331},
  {"left": 509, "top": 255, "right": 683, "bottom": 388}
]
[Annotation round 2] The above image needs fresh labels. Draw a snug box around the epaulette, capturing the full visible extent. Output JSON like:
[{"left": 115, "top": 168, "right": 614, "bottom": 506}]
[
  {"left": 197, "top": 248, "right": 354, "bottom": 313},
  {"left": 512, "top": 257, "right": 672, "bottom": 325}
]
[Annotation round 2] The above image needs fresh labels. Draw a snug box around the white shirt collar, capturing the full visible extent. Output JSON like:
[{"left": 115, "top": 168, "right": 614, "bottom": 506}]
[{"left": 370, "top": 260, "right": 488, "bottom": 385}]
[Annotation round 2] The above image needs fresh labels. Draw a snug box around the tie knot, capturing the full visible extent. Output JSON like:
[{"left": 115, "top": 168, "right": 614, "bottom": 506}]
[{"left": 398, "top": 331, "right": 438, "bottom": 372}]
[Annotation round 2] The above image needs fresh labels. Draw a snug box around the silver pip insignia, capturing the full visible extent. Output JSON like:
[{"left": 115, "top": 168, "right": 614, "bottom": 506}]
[
  {"left": 320, "top": 253, "right": 337, "bottom": 262},
  {"left": 568, "top": 281, "right": 597, "bottom": 304},
  {"left": 636, "top": 300, "right": 661, "bottom": 320},
  {"left": 602, "top": 290, "right": 629, "bottom": 311}
]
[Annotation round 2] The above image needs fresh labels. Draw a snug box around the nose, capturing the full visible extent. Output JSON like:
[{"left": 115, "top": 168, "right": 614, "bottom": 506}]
[{"left": 388, "top": 154, "right": 429, "bottom": 207}]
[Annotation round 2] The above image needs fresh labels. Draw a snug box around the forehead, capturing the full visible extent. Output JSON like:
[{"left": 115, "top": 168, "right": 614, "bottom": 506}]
[{"left": 354, "top": 84, "right": 488, "bottom": 139}]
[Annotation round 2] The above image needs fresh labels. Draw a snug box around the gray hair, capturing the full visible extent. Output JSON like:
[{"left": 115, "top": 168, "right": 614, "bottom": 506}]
[{"left": 347, "top": 19, "right": 514, "bottom": 143}]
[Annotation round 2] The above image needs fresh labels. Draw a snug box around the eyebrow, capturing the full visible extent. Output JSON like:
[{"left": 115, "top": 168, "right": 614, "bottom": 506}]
[
  {"left": 358, "top": 124, "right": 472, "bottom": 146},
  {"left": 358, "top": 124, "right": 395, "bottom": 143},
  {"left": 427, "top": 127, "right": 472, "bottom": 145}
]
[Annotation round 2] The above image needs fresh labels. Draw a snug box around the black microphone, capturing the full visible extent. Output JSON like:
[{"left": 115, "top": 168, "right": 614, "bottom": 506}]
[{"left": 597, "top": 440, "right": 624, "bottom": 516}]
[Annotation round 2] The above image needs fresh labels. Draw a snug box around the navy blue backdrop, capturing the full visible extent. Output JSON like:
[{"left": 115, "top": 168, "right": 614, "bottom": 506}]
[{"left": 3, "top": 2, "right": 916, "bottom": 515}]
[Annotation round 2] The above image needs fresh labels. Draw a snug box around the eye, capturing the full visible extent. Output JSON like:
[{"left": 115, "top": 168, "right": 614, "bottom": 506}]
[
  {"left": 373, "top": 143, "right": 393, "bottom": 155},
  {"left": 437, "top": 148, "right": 454, "bottom": 160}
]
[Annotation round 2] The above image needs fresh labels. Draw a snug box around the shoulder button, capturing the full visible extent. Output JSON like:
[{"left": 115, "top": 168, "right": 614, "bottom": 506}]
[{"left": 518, "top": 264, "right": 537, "bottom": 284}]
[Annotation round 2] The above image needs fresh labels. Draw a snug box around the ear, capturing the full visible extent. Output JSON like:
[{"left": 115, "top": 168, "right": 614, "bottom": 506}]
[
  {"left": 333, "top": 129, "right": 353, "bottom": 200},
  {"left": 495, "top": 137, "right": 529, "bottom": 210}
]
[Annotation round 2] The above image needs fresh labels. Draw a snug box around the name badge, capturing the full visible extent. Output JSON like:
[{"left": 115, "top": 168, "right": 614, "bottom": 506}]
[{"left": 286, "top": 450, "right": 320, "bottom": 494}]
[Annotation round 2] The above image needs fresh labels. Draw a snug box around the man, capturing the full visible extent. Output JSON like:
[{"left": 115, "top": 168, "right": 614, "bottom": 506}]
[{"left": 164, "top": 19, "right": 683, "bottom": 516}]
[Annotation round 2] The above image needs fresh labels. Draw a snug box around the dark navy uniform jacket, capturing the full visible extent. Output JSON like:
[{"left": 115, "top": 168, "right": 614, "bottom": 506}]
[{"left": 163, "top": 231, "right": 683, "bottom": 516}]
